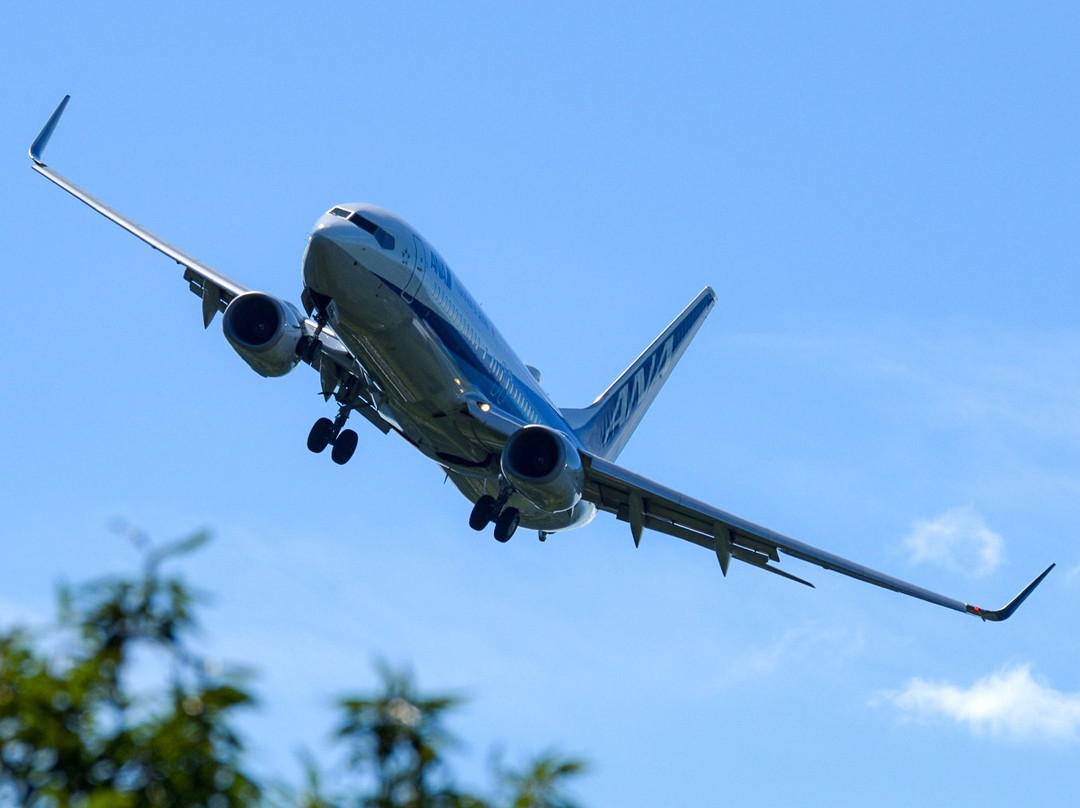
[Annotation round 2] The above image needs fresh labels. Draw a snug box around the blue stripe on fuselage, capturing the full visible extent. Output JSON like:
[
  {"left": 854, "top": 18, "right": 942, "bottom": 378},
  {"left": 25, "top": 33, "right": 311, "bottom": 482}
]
[{"left": 374, "top": 273, "right": 568, "bottom": 435}]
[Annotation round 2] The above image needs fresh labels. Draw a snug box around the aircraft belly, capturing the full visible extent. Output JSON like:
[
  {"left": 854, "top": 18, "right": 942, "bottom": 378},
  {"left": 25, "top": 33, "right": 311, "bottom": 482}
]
[
  {"left": 304, "top": 235, "right": 492, "bottom": 461},
  {"left": 338, "top": 320, "right": 491, "bottom": 460},
  {"left": 303, "top": 229, "right": 595, "bottom": 521}
]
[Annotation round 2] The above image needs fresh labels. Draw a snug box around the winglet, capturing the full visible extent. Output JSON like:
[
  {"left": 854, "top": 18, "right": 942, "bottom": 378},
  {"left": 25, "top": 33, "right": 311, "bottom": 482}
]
[
  {"left": 965, "top": 563, "right": 1055, "bottom": 622},
  {"left": 30, "top": 95, "right": 71, "bottom": 165}
]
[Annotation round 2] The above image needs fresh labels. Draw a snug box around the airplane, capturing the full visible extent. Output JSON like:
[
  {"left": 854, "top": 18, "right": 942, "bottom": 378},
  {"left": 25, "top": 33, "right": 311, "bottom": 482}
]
[{"left": 29, "top": 96, "right": 1054, "bottom": 622}]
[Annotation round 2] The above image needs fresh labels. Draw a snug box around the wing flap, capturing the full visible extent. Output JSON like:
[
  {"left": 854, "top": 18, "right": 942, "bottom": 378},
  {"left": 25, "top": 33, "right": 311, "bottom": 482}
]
[{"left": 583, "top": 451, "right": 1053, "bottom": 621}]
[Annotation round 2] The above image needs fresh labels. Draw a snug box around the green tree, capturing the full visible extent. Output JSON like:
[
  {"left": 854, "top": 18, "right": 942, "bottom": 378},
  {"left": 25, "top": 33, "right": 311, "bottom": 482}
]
[
  {"left": 0, "top": 531, "right": 587, "bottom": 808},
  {"left": 334, "top": 663, "right": 477, "bottom": 808},
  {"left": 0, "top": 529, "right": 258, "bottom": 807},
  {"left": 497, "top": 754, "right": 587, "bottom": 808}
]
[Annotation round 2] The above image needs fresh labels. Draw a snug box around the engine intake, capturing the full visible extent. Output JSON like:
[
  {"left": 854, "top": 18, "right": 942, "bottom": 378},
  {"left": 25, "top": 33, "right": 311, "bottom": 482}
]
[
  {"left": 501, "top": 425, "right": 584, "bottom": 513},
  {"left": 222, "top": 291, "right": 306, "bottom": 377}
]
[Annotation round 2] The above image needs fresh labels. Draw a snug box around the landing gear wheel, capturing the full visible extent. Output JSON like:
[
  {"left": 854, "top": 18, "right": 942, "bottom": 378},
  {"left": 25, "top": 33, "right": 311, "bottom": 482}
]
[
  {"left": 307, "top": 417, "right": 335, "bottom": 453},
  {"left": 331, "top": 429, "right": 358, "bottom": 465},
  {"left": 493, "top": 507, "right": 520, "bottom": 543},
  {"left": 469, "top": 495, "right": 497, "bottom": 531}
]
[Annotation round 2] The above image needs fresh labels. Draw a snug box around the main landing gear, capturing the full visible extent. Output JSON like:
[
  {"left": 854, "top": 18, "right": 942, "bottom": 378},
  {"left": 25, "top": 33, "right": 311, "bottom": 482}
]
[
  {"left": 307, "top": 404, "right": 358, "bottom": 465},
  {"left": 469, "top": 491, "right": 520, "bottom": 543}
]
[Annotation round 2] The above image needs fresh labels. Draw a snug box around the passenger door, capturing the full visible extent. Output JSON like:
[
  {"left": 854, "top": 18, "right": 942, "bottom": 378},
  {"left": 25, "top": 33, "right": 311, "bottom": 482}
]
[{"left": 402, "top": 235, "right": 426, "bottom": 302}]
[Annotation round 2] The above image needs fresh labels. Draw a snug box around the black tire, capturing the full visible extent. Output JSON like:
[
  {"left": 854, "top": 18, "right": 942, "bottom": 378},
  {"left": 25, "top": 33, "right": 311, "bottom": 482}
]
[
  {"left": 307, "top": 417, "right": 335, "bottom": 453},
  {"left": 331, "top": 429, "right": 358, "bottom": 465},
  {"left": 494, "top": 507, "right": 520, "bottom": 543},
  {"left": 469, "top": 495, "right": 497, "bottom": 531}
]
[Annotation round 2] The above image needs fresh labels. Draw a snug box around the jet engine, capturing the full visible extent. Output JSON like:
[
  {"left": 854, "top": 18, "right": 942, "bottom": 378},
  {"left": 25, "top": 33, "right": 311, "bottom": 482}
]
[
  {"left": 222, "top": 291, "right": 306, "bottom": 377},
  {"left": 500, "top": 425, "right": 584, "bottom": 513}
]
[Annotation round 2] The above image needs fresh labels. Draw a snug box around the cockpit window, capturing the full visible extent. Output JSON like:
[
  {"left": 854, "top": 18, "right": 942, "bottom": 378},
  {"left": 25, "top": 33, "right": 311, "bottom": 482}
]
[
  {"left": 348, "top": 212, "right": 396, "bottom": 250},
  {"left": 326, "top": 207, "right": 396, "bottom": 251}
]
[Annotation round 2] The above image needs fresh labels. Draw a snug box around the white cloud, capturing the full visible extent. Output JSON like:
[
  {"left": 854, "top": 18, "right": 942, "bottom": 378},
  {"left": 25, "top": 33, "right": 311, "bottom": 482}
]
[
  {"left": 902, "top": 507, "right": 1004, "bottom": 577},
  {"left": 1064, "top": 564, "right": 1080, "bottom": 587},
  {"left": 883, "top": 665, "right": 1080, "bottom": 743},
  {"left": 722, "top": 623, "right": 866, "bottom": 684}
]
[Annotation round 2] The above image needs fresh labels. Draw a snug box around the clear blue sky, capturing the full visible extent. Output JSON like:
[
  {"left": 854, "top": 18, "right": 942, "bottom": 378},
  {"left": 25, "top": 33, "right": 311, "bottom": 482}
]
[{"left": 3, "top": 2, "right": 1079, "bottom": 805}]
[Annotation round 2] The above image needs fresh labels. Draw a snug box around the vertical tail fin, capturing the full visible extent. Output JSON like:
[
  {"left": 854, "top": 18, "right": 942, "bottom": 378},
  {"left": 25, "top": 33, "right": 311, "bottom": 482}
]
[{"left": 561, "top": 287, "right": 716, "bottom": 460}]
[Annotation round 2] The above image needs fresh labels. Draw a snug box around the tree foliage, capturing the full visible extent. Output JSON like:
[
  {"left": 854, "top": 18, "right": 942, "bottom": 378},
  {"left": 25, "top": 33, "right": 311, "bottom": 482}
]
[{"left": 0, "top": 531, "right": 586, "bottom": 808}]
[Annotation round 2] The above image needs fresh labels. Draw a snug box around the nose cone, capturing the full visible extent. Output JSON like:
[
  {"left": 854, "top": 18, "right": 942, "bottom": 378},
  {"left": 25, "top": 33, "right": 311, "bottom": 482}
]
[
  {"left": 303, "top": 224, "right": 357, "bottom": 293},
  {"left": 311, "top": 211, "right": 363, "bottom": 244}
]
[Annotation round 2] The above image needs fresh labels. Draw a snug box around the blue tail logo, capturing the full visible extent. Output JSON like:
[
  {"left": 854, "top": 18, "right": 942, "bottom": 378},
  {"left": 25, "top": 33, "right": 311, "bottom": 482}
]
[{"left": 561, "top": 288, "right": 715, "bottom": 460}]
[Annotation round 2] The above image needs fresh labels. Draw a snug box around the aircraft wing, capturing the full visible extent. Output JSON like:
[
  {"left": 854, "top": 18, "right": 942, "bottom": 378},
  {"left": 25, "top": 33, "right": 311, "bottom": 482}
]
[
  {"left": 582, "top": 453, "right": 1054, "bottom": 622},
  {"left": 29, "top": 96, "right": 378, "bottom": 412},
  {"left": 30, "top": 96, "right": 249, "bottom": 324}
]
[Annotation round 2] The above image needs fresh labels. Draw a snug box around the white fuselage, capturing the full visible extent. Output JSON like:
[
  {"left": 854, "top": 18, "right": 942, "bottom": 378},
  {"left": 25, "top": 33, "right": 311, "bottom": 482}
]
[{"left": 301, "top": 204, "right": 597, "bottom": 533}]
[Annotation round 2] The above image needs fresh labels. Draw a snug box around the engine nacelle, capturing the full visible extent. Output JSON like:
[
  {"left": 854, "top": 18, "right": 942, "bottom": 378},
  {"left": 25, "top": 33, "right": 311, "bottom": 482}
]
[
  {"left": 500, "top": 425, "right": 584, "bottom": 513},
  {"left": 222, "top": 291, "right": 306, "bottom": 377}
]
